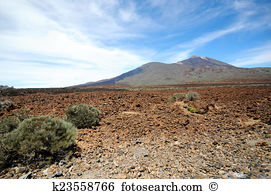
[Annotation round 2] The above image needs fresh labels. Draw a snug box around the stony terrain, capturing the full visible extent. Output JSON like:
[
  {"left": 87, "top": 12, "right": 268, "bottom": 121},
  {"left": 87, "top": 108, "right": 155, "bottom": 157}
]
[{"left": 0, "top": 85, "right": 271, "bottom": 179}]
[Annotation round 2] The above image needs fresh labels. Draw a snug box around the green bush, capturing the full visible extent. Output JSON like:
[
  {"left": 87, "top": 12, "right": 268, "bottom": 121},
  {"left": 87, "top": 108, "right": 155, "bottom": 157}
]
[
  {"left": 186, "top": 91, "right": 200, "bottom": 101},
  {"left": 3, "top": 116, "right": 77, "bottom": 159},
  {"left": 0, "top": 115, "right": 21, "bottom": 169},
  {"left": 187, "top": 106, "right": 199, "bottom": 113},
  {"left": 168, "top": 93, "right": 186, "bottom": 102},
  {"left": 65, "top": 104, "right": 100, "bottom": 129},
  {"left": 13, "top": 108, "right": 32, "bottom": 121},
  {"left": 0, "top": 116, "right": 20, "bottom": 136},
  {"left": 0, "top": 109, "right": 32, "bottom": 137},
  {"left": 0, "top": 117, "right": 19, "bottom": 169}
]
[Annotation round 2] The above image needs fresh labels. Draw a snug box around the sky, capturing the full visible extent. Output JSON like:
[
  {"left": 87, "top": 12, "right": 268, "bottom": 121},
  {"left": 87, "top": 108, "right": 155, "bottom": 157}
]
[{"left": 0, "top": 0, "right": 271, "bottom": 88}]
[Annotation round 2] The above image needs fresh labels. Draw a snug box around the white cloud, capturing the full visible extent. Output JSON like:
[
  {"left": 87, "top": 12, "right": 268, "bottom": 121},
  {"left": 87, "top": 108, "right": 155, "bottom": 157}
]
[
  {"left": 1, "top": 30, "right": 146, "bottom": 69},
  {"left": 0, "top": 60, "right": 117, "bottom": 88},
  {"left": 0, "top": 0, "right": 151, "bottom": 87},
  {"left": 167, "top": 49, "right": 193, "bottom": 63},
  {"left": 166, "top": 0, "right": 271, "bottom": 63},
  {"left": 231, "top": 42, "right": 271, "bottom": 67},
  {"left": 147, "top": 0, "right": 233, "bottom": 28},
  {"left": 118, "top": 1, "right": 139, "bottom": 22},
  {"left": 0, "top": 29, "right": 148, "bottom": 87},
  {"left": 0, "top": 0, "right": 271, "bottom": 87},
  {"left": 178, "top": 23, "right": 245, "bottom": 49},
  {"left": 166, "top": 22, "right": 246, "bottom": 62},
  {"left": 233, "top": 0, "right": 253, "bottom": 10}
]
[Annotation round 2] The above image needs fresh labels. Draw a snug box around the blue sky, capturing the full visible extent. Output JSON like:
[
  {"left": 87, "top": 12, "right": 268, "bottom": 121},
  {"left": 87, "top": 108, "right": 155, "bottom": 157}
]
[{"left": 0, "top": 0, "right": 271, "bottom": 88}]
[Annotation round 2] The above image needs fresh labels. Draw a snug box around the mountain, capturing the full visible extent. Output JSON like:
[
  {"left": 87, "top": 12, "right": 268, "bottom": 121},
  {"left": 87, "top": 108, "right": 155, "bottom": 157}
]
[{"left": 74, "top": 56, "right": 271, "bottom": 87}]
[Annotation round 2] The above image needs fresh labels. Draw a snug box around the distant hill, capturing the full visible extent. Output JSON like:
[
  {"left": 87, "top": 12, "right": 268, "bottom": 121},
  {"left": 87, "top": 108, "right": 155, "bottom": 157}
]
[
  {"left": 0, "top": 85, "right": 13, "bottom": 90},
  {"left": 74, "top": 56, "right": 271, "bottom": 87}
]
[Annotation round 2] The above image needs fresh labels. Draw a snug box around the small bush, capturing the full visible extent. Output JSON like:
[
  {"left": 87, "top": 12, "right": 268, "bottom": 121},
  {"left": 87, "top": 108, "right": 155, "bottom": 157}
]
[
  {"left": 3, "top": 116, "right": 77, "bottom": 160},
  {"left": 186, "top": 91, "right": 200, "bottom": 101},
  {"left": 13, "top": 108, "right": 32, "bottom": 121},
  {"left": 65, "top": 104, "right": 100, "bottom": 129},
  {"left": 187, "top": 106, "right": 199, "bottom": 113},
  {"left": 169, "top": 93, "right": 186, "bottom": 102},
  {"left": 0, "top": 115, "right": 21, "bottom": 169},
  {"left": 0, "top": 116, "right": 20, "bottom": 136},
  {"left": 0, "top": 116, "right": 20, "bottom": 169}
]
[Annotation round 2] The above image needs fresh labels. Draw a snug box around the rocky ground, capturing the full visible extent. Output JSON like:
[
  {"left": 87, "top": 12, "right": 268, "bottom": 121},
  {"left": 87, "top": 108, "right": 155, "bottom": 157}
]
[{"left": 0, "top": 85, "right": 271, "bottom": 179}]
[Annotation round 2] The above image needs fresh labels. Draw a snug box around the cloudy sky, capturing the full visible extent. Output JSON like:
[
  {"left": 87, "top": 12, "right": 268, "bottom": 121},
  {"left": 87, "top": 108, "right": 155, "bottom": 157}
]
[{"left": 0, "top": 0, "right": 271, "bottom": 88}]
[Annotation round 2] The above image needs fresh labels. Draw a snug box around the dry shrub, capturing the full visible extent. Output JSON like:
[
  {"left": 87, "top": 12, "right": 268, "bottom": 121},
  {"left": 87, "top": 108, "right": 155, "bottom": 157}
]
[
  {"left": 0, "top": 116, "right": 20, "bottom": 136},
  {"left": 168, "top": 93, "right": 186, "bottom": 102},
  {"left": 186, "top": 91, "right": 200, "bottom": 101},
  {"left": 65, "top": 104, "right": 100, "bottom": 129},
  {"left": 2, "top": 116, "right": 77, "bottom": 162}
]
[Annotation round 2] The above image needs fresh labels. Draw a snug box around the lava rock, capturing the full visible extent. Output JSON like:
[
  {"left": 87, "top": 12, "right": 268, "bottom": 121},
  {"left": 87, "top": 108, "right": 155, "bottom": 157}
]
[
  {"left": 19, "top": 172, "right": 32, "bottom": 179},
  {"left": 55, "top": 169, "right": 63, "bottom": 177},
  {"left": 15, "top": 167, "right": 27, "bottom": 174}
]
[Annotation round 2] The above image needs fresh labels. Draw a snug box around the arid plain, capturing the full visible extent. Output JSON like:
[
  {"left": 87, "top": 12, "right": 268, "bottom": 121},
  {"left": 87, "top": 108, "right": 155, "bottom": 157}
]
[{"left": 0, "top": 82, "right": 271, "bottom": 179}]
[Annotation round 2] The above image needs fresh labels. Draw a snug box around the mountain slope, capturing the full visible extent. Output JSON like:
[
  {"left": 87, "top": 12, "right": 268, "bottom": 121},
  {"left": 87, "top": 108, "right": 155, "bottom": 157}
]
[{"left": 74, "top": 56, "right": 271, "bottom": 87}]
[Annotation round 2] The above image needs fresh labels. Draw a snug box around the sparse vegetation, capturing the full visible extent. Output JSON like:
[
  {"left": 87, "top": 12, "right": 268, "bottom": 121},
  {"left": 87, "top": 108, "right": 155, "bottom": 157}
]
[
  {"left": 1, "top": 116, "right": 77, "bottom": 167},
  {"left": 1, "top": 85, "right": 271, "bottom": 179},
  {"left": 0, "top": 111, "right": 32, "bottom": 169},
  {"left": 168, "top": 93, "right": 186, "bottom": 102},
  {"left": 0, "top": 116, "right": 20, "bottom": 136},
  {"left": 187, "top": 106, "right": 199, "bottom": 113},
  {"left": 186, "top": 91, "right": 200, "bottom": 101},
  {"left": 0, "top": 108, "right": 32, "bottom": 137},
  {"left": 65, "top": 104, "right": 101, "bottom": 129},
  {"left": 13, "top": 108, "right": 32, "bottom": 121},
  {"left": 169, "top": 91, "right": 200, "bottom": 102}
]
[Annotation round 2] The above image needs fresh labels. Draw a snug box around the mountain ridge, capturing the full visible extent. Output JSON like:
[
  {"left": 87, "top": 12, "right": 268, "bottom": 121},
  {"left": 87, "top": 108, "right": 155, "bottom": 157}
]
[{"left": 73, "top": 56, "right": 271, "bottom": 87}]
